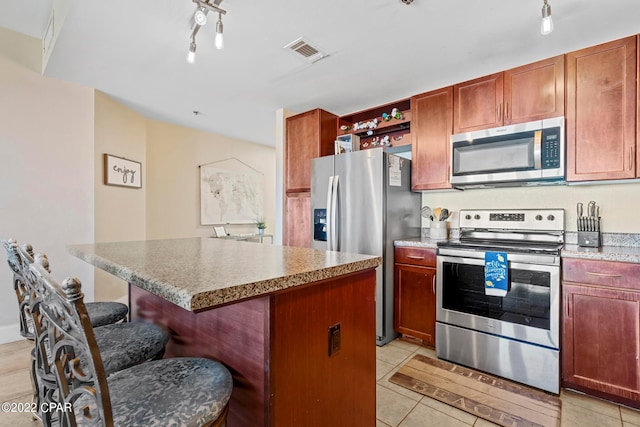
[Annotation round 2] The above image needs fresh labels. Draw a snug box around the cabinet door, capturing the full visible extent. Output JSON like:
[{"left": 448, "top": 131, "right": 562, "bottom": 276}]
[
  {"left": 562, "top": 283, "right": 640, "bottom": 401},
  {"left": 284, "top": 192, "right": 311, "bottom": 248},
  {"left": 566, "top": 36, "right": 637, "bottom": 181},
  {"left": 453, "top": 72, "right": 503, "bottom": 134},
  {"left": 504, "top": 55, "right": 565, "bottom": 125},
  {"left": 285, "top": 109, "right": 337, "bottom": 193},
  {"left": 286, "top": 110, "right": 321, "bottom": 193},
  {"left": 394, "top": 262, "right": 436, "bottom": 346},
  {"left": 411, "top": 87, "right": 453, "bottom": 190}
]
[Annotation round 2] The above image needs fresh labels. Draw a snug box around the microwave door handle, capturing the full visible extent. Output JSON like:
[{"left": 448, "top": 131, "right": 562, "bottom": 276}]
[{"left": 534, "top": 131, "right": 542, "bottom": 170}]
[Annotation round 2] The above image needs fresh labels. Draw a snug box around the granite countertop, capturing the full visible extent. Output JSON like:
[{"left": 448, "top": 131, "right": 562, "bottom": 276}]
[
  {"left": 561, "top": 244, "right": 640, "bottom": 263},
  {"left": 68, "top": 237, "right": 381, "bottom": 311},
  {"left": 395, "top": 232, "right": 640, "bottom": 263},
  {"left": 394, "top": 237, "right": 439, "bottom": 249}
]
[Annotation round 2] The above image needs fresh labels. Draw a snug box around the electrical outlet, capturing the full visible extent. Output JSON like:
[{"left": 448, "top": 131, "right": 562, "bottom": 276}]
[{"left": 328, "top": 323, "right": 341, "bottom": 356}]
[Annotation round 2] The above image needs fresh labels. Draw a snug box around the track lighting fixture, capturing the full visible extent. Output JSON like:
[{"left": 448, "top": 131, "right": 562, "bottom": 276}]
[
  {"left": 187, "top": 0, "right": 227, "bottom": 64},
  {"left": 540, "top": 0, "right": 554, "bottom": 35}
]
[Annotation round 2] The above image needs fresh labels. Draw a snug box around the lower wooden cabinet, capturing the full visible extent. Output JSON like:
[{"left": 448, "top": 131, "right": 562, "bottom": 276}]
[
  {"left": 562, "top": 258, "right": 640, "bottom": 407},
  {"left": 284, "top": 192, "right": 310, "bottom": 248},
  {"left": 394, "top": 247, "right": 437, "bottom": 346}
]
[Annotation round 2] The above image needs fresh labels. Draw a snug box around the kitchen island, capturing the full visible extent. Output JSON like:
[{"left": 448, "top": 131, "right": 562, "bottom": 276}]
[{"left": 69, "top": 237, "right": 381, "bottom": 427}]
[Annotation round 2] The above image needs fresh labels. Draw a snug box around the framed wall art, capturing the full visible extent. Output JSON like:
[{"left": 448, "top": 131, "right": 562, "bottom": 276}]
[{"left": 104, "top": 154, "right": 142, "bottom": 189}]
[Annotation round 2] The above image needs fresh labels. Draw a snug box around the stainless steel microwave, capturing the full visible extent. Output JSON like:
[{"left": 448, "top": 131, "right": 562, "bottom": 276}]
[{"left": 450, "top": 116, "right": 565, "bottom": 188}]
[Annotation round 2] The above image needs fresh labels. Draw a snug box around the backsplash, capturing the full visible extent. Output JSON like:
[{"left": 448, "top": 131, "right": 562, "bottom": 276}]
[{"left": 420, "top": 181, "right": 640, "bottom": 234}]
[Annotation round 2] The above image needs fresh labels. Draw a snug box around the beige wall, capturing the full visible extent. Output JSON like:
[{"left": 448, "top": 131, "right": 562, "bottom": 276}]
[
  {"left": 421, "top": 182, "right": 640, "bottom": 233},
  {"left": 145, "top": 120, "right": 276, "bottom": 239},
  {"left": 93, "top": 92, "right": 147, "bottom": 301},
  {"left": 0, "top": 54, "right": 95, "bottom": 340}
]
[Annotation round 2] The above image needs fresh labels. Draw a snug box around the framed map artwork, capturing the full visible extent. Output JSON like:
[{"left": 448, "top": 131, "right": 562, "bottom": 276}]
[{"left": 200, "top": 161, "right": 264, "bottom": 225}]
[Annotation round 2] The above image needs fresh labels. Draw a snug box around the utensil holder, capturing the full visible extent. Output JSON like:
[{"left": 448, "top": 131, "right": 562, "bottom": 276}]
[
  {"left": 430, "top": 221, "right": 448, "bottom": 240},
  {"left": 578, "top": 231, "right": 600, "bottom": 248}
]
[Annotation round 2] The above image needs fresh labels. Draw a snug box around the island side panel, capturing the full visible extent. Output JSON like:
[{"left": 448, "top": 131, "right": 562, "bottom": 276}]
[
  {"left": 129, "top": 285, "right": 270, "bottom": 427},
  {"left": 270, "top": 269, "right": 377, "bottom": 426}
]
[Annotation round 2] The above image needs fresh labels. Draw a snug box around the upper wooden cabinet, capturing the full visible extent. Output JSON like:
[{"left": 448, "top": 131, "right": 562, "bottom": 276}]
[
  {"left": 504, "top": 55, "right": 565, "bottom": 125},
  {"left": 566, "top": 36, "right": 638, "bottom": 181},
  {"left": 411, "top": 87, "right": 453, "bottom": 190},
  {"left": 453, "top": 55, "right": 565, "bottom": 134},
  {"left": 453, "top": 72, "right": 503, "bottom": 133},
  {"left": 285, "top": 109, "right": 337, "bottom": 193}
]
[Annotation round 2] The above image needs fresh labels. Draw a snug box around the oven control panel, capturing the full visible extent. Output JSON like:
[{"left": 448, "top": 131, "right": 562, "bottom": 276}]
[
  {"left": 459, "top": 209, "right": 564, "bottom": 231},
  {"left": 489, "top": 212, "right": 525, "bottom": 222}
]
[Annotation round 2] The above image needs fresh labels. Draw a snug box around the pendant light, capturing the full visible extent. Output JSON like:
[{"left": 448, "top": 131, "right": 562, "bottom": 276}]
[{"left": 541, "top": 0, "right": 554, "bottom": 35}]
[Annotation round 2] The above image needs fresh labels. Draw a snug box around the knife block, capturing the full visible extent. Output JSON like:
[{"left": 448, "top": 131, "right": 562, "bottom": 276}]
[{"left": 578, "top": 231, "right": 600, "bottom": 248}]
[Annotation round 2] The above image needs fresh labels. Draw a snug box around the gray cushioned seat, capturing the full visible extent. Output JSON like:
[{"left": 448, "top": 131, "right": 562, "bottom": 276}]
[
  {"left": 93, "top": 322, "right": 169, "bottom": 374},
  {"left": 107, "top": 357, "right": 233, "bottom": 426},
  {"left": 86, "top": 301, "right": 129, "bottom": 328}
]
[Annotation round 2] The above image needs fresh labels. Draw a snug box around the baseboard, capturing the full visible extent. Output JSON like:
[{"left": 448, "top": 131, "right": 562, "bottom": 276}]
[{"left": 0, "top": 323, "right": 23, "bottom": 345}]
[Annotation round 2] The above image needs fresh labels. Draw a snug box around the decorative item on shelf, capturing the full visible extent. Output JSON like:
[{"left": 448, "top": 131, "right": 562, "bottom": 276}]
[
  {"left": 381, "top": 135, "right": 391, "bottom": 147},
  {"left": 334, "top": 134, "right": 360, "bottom": 154},
  {"left": 382, "top": 108, "right": 404, "bottom": 122},
  {"left": 353, "top": 118, "right": 378, "bottom": 131},
  {"left": 340, "top": 124, "right": 352, "bottom": 132},
  {"left": 577, "top": 201, "right": 601, "bottom": 247},
  {"left": 256, "top": 217, "right": 267, "bottom": 235}
]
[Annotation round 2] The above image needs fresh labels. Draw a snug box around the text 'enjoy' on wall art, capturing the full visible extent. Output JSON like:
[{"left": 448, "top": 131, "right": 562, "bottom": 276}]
[{"left": 103, "top": 154, "right": 142, "bottom": 189}]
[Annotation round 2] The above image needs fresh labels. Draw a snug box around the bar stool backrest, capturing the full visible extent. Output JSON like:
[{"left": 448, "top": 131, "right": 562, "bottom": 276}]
[
  {"left": 1, "top": 239, "right": 42, "bottom": 339},
  {"left": 26, "top": 261, "right": 113, "bottom": 426}
]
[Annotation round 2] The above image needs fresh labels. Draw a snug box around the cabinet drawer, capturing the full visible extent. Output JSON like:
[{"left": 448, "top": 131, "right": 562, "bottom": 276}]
[
  {"left": 394, "top": 247, "right": 436, "bottom": 267},
  {"left": 562, "top": 258, "right": 640, "bottom": 291}
]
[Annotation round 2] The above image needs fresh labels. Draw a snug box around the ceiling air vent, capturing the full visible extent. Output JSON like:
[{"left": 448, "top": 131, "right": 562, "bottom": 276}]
[{"left": 284, "top": 37, "right": 328, "bottom": 63}]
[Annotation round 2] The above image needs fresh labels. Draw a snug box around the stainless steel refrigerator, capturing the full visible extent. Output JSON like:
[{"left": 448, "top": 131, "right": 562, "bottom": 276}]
[{"left": 311, "top": 148, "right": 421, "bottom": 346}]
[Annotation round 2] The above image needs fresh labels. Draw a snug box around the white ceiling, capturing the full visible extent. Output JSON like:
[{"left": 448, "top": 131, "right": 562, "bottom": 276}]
[{"left": 2, "top": 0, "right": 640, "bottom": 147}]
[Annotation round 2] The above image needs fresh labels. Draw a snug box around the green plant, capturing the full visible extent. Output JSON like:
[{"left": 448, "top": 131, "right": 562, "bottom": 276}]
[{"left": 256, "top": 217, "right": 266, "bottom": 230}]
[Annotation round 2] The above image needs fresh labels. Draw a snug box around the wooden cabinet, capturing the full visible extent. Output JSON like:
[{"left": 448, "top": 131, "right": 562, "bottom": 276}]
[
  {"left": 394, "top": 247, "right": 437, "bottom": 346},
  {"left": 411, "top": 87, "right": 453, "bottom": 190},
  {"left": 562, "top": 258, "right": 640, "bottom": 407},
  {"left": 284, "top": 192, "right": 311, "bottom": 248},
  {"left": 453, "top": 72, "right": 503, "bottom": 134},
  {"left": 284, "top": 109, "right": 336, "bottom": 247},
  {"left": 566, "top": 36, "right": 638, "bottom": 181},
  {"left": 453, "top": 56, "right": 565, "bottom": 134},
  {"left": 285, "top": 109, "right": 337, "bottom": 193}
]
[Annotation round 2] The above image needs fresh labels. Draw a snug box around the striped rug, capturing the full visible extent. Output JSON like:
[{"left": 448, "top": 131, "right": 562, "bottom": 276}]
[{"left": 389, "top": 354, "right": 561, "bottom": 427}]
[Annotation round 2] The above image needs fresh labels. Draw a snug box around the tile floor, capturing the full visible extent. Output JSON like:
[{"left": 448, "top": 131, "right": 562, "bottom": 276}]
[
  {"left": 1, "top": 337, "right": 639, "bottom": 426},
  {"left": 376, "top": 338, "right": 640, "bottom": 427}
]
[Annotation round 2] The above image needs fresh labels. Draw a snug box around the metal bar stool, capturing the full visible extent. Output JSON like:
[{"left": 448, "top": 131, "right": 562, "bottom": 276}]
[
  {"left": 28, "top": 259, "right": 232, "bottom": 427},
  {"left": 8, "top": 239, "right": 129, "bottom": 332},
  {"left": 2, "top": 239, "right": 171, "bottom": 423}
]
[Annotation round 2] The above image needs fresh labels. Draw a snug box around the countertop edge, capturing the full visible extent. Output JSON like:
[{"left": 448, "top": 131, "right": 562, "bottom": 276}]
[{"left": 189, "top": 257, "right": 381, "bottom": 310}]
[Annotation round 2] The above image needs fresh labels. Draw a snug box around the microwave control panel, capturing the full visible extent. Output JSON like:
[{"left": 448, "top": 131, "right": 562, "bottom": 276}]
[{"left": 541, "top": 128, "right": 561, "bottom": 169}]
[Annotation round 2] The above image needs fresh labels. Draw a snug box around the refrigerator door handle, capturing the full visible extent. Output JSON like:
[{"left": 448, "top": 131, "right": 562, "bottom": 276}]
[
  {"left": 326, "top": 175, "right": 335, "bottom": 251},
  {"left": 330, "top": 175, "right": 340, "bottom": 251}
]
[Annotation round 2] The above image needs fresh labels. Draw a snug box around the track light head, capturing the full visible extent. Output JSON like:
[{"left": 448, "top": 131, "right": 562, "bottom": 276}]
[
  {"left": 540, "top": 0, "right": 554, "bottom": 35},
  {"left": 215, "top": 13, "right": 224, "bottom": 50},
  {"left": 187, "top": 41, "right": 196, "bottom": 64},
  {"left": 194, "top": 8, "right": 207, "bottom": 26}
]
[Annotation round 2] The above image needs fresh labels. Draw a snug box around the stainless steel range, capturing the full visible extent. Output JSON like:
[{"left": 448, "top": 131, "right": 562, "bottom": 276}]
[{"left": 436, "top": 208, "right": 564, "bottom": 394}]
